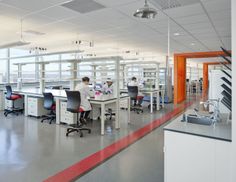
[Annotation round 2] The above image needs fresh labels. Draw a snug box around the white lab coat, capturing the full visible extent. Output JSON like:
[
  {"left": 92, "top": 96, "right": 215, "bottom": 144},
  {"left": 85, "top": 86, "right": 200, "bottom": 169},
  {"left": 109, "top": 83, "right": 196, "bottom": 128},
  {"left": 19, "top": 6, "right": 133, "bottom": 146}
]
[
  {"left": 128, "top": 80, "right": 143, "bottom": 96},
  {"left": 75, "top": 83, "right": 94, "bottom": 111},
  {"left": 102, "top": 83, "right": 113, "bottom": 94}
]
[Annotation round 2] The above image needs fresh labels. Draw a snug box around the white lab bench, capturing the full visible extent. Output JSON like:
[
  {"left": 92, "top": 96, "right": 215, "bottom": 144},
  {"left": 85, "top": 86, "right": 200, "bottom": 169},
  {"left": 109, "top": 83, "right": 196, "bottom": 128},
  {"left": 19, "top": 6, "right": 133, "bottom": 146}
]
[
  {"left": 120, "top": 88, "right": 165, "bottom": 113},
  {"left": 9, "top": 88, "right": 130, "bottom": 135}
]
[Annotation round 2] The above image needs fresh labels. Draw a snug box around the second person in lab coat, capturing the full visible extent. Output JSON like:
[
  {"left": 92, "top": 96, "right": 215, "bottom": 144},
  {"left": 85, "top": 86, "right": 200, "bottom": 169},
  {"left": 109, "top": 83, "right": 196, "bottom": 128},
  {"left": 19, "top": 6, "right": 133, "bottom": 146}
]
[
  {"left": 128, "top": 77, "right": 144, "bottom": 106},
  {"left": 102, "top": 78, "right": 113, "bottom": 94},
  {"left": 75, "top": 77, "right": 94, "bottom": 124}
]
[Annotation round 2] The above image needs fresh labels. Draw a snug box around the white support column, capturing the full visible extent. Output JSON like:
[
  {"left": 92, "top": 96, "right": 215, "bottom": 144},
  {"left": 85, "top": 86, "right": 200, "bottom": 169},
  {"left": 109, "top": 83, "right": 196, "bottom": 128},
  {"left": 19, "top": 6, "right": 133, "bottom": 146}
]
[
  {"left": 17, "top": 64, "right": 22, "bottom": 90},
  {"left": 156, "top": 63, "right": 160, "bottom": 89},
  {"left": 121, "top": 65, "right": 125, "bottom": 89},
  {"left": 59, "top": 54, "right": 62, "bottom": 81},
  {"left": 35, "top": 50, "right": 39, "bottom": 81},
  {"left": 92, "top": 65, "right": 96, "bottom": 84},
  {"left": 70, "top": 62, "right": 77, "bottom": 90},
  {"left": 115, "top": 58, "right": 120, "bottom": 129},
  {"left": 39, "top": 63, "right": 45, "bottom": 93},
  {"left": 7, "top": 48, "right": 10, "bottom": 83}
]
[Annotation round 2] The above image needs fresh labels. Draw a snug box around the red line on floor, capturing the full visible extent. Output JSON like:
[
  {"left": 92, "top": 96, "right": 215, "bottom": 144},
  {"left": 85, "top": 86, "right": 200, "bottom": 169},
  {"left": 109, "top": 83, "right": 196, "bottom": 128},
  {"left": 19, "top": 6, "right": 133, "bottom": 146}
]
[{"left": 44, "top": 101, "right": 193, "bottom": 182}]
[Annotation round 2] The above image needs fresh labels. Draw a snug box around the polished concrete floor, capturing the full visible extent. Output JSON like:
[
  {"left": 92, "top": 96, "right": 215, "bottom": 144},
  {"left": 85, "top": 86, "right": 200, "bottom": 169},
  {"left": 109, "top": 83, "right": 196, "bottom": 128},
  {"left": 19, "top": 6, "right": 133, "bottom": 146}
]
[{"left": 0, "top": 101, "right": 193, "bottom": 182}]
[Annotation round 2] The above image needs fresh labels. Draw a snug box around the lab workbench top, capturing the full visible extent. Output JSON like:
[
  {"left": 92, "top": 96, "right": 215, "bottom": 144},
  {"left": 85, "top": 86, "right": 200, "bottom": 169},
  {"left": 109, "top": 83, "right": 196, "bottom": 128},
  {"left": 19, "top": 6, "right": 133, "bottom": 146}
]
[
  {"left": 2, "top": 88, "right": 129, "bottom": 101},
  {"left": 164, "top": 110, "right": 232, "bottom": 142}
]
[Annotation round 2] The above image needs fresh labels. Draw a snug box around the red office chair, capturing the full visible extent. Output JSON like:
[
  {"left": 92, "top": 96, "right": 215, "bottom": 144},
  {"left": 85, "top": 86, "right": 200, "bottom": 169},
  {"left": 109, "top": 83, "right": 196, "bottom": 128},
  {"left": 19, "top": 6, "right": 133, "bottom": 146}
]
[
  {"left": 65, "top": 90, "right": 91, "bottom": 137},
  {"left": 127, "top": 86, "right": 143, "bottom": 114},
  {"left": 4, "top": 85, "right": 23, "bottom": 117}
]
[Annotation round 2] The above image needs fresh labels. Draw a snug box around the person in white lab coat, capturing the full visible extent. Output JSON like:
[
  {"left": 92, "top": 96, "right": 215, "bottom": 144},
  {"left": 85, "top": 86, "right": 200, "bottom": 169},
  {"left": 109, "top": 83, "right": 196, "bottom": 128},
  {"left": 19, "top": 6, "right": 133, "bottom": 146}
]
[
  {"left": 102, "top": 78, "right": 113, "bottom": 94},
  {"left": 75, "top": 77, "right": 94, "bottom": 123},
  {"left": 128, "top": 77, "right": 144, "bottom": 106}
]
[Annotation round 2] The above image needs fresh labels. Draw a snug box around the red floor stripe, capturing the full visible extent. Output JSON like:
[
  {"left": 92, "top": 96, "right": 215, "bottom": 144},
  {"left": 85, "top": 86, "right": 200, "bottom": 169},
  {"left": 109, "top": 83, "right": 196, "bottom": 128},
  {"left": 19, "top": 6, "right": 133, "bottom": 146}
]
[{"left": 44, "top": 101, "right": 193, "bottom": 182}]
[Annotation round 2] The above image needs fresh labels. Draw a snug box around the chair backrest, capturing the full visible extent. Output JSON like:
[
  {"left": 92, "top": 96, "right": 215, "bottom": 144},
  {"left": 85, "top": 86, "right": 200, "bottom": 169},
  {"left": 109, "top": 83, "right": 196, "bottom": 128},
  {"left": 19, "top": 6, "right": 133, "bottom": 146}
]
[
  {"left": 65, "top": 90, "right": 81, "bottom": 113},
  {"left": 5, "top": 85, "right": 13, "bottom": 100},
  {"left": 43, "top": 92, "right": 54, "bottom": 110},
  {"left": 127, "top": 86, "right": 138, "bottom": 100}
]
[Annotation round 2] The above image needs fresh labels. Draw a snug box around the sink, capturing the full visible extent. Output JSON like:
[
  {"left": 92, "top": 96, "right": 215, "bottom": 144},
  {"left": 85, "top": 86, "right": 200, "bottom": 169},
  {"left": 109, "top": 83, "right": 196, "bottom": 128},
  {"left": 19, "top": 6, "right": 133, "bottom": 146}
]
[{"left": 186, "top": 114, "right": 213, "bottom": 125}]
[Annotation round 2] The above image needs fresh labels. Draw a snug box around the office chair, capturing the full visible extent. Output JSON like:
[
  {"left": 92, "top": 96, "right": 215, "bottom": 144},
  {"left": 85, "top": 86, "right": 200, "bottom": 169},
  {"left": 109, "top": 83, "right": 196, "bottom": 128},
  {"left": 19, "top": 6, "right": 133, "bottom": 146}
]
[
  {"left": 105, "top": 108, "right": 116, "bottom": 120},
  {"left": 4, "top": 85, "right": 23, "bottom": 117},
  {"left": 127, "top": 86, "right": 143, "bottom": 114},
  {"left": 41, "top": 92, "right": 56, "bottom": 124},
  {"left": 65, "top": 90, "right": 91, "bottom": 137}
]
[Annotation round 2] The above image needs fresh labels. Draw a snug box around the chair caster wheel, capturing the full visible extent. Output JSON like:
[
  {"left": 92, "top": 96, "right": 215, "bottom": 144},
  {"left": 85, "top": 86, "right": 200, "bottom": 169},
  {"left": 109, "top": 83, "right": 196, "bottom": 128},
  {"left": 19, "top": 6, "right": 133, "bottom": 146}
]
[
  {"left": 88, "top": 130, "right": 91, "bottom": 134},
  {"left": 66, "top": 133, "right": 69, "bottom": 137},
  {"left": 80, "top": 133, "right": 83, "bottom": 137}
]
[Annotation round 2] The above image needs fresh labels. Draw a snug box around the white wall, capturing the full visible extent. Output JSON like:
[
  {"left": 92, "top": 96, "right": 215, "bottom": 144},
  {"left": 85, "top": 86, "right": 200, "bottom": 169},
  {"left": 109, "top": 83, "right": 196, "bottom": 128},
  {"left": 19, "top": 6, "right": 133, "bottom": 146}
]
[{"left": 232, "top": 0, "right": 236, "bottom": 181}]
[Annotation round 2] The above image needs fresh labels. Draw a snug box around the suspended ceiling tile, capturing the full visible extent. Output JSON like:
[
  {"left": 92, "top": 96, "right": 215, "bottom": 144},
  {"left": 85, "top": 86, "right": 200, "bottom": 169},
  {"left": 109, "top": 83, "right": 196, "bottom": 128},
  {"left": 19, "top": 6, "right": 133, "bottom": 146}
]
[
  {"left": 164, "top": 3, "right": 204, "bottom": 18},
  {"left": 175, "top": 14, "right": 209, "bottom": 25},
  {"left": 0, "top": 0, "right": 54, "bottom": 12},
  {"left": 201, "top": 0, "right": 231, "bottom": 13},
  {"left": 39, "top": 6, "right": 80, "bottom": 20}
]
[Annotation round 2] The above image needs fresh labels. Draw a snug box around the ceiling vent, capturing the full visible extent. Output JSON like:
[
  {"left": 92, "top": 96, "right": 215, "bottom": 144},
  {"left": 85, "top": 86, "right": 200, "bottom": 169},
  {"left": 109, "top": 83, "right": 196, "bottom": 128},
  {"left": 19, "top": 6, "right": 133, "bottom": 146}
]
[
  {"left": 151, "top": 0, "right": 199, "bottom": 10},
  {"left": 61, "top": 0, "right": 105, "bottom": 14}
]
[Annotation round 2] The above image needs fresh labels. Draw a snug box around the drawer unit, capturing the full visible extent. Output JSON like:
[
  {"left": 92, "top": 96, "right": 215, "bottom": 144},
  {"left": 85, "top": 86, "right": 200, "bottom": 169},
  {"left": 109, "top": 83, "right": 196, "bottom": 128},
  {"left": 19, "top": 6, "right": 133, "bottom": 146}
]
[
  {"left": 60, "top": 101, "right": 76, "bottom": 125},
  {"left": 0, "top": 91, "right": 4, "bottom": 111},
  {"left": 120, "top": 99, "right": 128, "bottom": 109},
  {"left": 27, "top": 97, "right": 48, "bottom": 117},
  {"left": 5, "top": 97, "right": 24, "bottom": 110}
]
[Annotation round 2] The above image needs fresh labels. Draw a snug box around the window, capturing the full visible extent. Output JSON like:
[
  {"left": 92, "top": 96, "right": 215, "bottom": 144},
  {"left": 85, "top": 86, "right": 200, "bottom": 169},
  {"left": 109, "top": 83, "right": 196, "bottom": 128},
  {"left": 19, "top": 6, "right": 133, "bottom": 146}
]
[
  {"left": 9, "top": 48, "right": 35, "bottom": 83},
  {"left": 0, "top": 49, "right": 7, "bottom": 83},
  {"left": 43, "top": 55, "right": 60, "bottom": 81}
]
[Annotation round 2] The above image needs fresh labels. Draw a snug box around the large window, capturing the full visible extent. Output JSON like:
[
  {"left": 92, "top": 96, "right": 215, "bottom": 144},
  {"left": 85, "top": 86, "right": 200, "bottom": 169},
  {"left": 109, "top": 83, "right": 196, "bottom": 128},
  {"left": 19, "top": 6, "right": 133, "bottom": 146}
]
[
  {"left": 44, "top": 55, "right": 60, "bottom": 81},
  {"left": 0, "top": 49, "right": 7, "bottom": 83},
  {"left": 10, "top": 49, "right": 35, "bottom": 83}
]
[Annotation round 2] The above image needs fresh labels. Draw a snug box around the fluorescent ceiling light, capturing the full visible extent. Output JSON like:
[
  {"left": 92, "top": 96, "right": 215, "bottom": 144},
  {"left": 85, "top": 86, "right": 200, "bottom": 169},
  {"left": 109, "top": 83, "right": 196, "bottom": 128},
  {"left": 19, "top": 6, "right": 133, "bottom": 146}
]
[
  {"left": 0, "top": 41, "right": 30, "bottom": 49},
  {"left": 190, "top": 43, "right": 195, "bottom": 46},
  {"left": 0, "top": 20, "right": 31, "bottom": 49},
  {"left": 173, "top": 32, "right": 180, "bottom": 36},
  {"left": 17, "top": 30, "right": 45, "bottom": 36}
]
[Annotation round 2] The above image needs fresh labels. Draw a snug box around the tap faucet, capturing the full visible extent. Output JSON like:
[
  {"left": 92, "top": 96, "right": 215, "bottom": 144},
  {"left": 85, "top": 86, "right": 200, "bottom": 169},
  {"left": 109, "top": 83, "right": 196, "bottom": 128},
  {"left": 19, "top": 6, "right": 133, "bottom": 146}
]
[{"left": 195, "top": 99, "right": 220, "bottom": 125}]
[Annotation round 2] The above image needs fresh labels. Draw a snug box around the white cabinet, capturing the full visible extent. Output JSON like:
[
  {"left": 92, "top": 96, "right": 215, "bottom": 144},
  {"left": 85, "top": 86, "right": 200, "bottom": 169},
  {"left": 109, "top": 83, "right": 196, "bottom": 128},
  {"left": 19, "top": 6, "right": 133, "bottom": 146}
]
[
  {"left": 60, "top": 101, "right": 76, "bottom": 125},
  {"left": 27, "top": 97, "right": 48, "bottom": 117},
  {"left": 0, "top": 91, "right": 4, "bottom": 111},
  {"left": 164, "top": 131, "right": 231, "bottom": 182},
  {"left": 120, "top": 99, "right": 128, "bottom": 109}
]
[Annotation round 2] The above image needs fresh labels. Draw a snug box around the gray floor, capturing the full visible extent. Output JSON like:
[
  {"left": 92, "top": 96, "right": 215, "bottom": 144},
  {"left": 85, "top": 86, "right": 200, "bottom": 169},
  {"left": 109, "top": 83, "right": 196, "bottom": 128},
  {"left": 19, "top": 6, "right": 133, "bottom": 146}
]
[
  {"left": 77, "top": 121, "right": 168, "bottom": 182},
  {"left": 0, "top": 103, "right": 185, "bottom": 182}
]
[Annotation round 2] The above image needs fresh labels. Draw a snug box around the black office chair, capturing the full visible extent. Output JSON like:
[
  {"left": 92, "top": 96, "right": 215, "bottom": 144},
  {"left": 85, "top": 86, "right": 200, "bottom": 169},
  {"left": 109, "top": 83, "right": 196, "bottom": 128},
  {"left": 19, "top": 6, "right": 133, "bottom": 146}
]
[
  {"left": 41, "top": 92, "right": 56, "bottom": 124},
  {"left": 65, "top": 90, "right": 91, "bottom": 137},
  {"left": 105, "top": 108, "right": 116, "bottom": 120},
  {"left": 127, "top": 86, "right": 143, "bottom": 114},
  {"left": 4, "top": 85, "right": 23, "bottom": 117}
]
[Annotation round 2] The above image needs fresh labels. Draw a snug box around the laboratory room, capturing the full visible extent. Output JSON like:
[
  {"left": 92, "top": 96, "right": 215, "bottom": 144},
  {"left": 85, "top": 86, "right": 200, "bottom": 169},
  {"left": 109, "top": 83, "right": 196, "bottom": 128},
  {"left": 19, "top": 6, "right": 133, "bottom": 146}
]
[{"left": 0, "top": 0, "right": 235, "bottom": 182}]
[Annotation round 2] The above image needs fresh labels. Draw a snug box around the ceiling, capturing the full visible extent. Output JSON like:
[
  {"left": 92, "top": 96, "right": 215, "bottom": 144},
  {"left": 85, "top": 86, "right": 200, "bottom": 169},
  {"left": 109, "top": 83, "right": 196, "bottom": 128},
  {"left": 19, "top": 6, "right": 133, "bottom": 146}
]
[{"left": 0, "top": 0, "right": 231, "bottom": 61}]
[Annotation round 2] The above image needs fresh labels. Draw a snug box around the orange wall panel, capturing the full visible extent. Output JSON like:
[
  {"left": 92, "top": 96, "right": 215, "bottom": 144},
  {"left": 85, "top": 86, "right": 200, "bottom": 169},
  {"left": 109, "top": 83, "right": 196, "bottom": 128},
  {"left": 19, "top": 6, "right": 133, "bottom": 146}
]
[
  {"left": 203, "top": 63, "right": 209, "bottom": 98},
  {"left": 174, "top": 56, "right": 186, "bottom": 104}
]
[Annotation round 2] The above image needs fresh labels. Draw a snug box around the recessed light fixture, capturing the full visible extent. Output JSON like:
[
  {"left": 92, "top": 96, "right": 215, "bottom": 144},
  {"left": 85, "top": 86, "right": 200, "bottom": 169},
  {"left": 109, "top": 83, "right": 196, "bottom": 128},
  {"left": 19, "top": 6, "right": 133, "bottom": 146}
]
[
  {"left": 190, "top": 43, "right": 195, "bottom": 46},
  {"left": 173, "top": 32, "right": 180, "bottom": 36}
]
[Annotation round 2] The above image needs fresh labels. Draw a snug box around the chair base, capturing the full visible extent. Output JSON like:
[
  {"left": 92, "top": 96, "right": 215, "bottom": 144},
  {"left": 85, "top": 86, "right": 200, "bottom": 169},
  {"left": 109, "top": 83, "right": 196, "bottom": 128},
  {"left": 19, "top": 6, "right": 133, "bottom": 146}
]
[
  {"left": 66, "top": 123, "right": 91, "bottom": 137},
  {"left": 41, "top": 115, "right": 56, "bottom": 124},
  {"left": 105, "top": 109, "right": 116, "bottom": 120},
  {"left": 4, "top": 108, "right": 24, "bottom": 117},
  {"left": 131, "top": 105, "right": 143, "bottom": 114}
]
